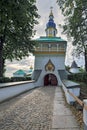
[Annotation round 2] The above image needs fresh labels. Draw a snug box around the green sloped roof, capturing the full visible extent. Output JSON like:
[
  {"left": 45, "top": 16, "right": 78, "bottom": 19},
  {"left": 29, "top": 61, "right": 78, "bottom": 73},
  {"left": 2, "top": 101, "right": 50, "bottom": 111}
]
[
  {"left": 13, "top": 69, "right": 26, "bottom": 75},
  {"left": 35, "top": 36, "right": 67, "bottom": 42}
]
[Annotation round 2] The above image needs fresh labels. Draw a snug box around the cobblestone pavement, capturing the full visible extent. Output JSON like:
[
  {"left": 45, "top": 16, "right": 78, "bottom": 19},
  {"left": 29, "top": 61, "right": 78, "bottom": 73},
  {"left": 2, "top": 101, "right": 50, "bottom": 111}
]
[{"left": 0, "top": 86, "right": 56, "bottom": 130}]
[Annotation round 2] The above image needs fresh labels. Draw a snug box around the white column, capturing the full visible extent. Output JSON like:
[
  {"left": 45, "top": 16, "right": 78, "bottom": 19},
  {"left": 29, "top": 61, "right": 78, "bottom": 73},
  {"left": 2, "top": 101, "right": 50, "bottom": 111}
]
[
  {"left": 48, "top": 44, "right": 51, "bottom": 51},
  {"left": 57, "top": 44, "right": 59, "bottom": 51},
  {"left": 83, "top": 99, "right": 87, "bottom": 130},
  {"left": 41, "top": 44, "right": 42, "bottom": 51}
]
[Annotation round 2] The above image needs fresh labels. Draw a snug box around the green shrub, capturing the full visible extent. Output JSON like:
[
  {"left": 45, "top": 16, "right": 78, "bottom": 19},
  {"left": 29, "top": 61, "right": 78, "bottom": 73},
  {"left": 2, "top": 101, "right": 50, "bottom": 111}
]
[
  {"left": 0, "top": 76, "right": 31, "bottom": 83},
  {"left": 0, "top": 77, "right": 11, "bottom": 83},
  {"left": 11, "top": 77, "right": 31, "bottom": 82},
  {"left": 68, "top": 72, "right": 87, "bottom": 83}
]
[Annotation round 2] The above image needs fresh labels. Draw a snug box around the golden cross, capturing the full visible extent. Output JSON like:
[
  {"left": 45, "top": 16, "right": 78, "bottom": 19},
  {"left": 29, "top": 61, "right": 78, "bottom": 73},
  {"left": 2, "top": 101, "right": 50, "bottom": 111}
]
[{"left": 50, "top": 6, "right": 53, "bottom": 11}]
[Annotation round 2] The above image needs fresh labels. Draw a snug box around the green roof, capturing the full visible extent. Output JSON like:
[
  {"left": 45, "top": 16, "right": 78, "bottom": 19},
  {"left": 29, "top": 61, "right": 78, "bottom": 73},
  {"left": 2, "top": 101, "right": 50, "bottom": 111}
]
[
  {"left": 36, "top": 36, "right": 67, "bottom": 42},
  {"left": 13, "top": 69, "right": 26, "bottom": 75}
]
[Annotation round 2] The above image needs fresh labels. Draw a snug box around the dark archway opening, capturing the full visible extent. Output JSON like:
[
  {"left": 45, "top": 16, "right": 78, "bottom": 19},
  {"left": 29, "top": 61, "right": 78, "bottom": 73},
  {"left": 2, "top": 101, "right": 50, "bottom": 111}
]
[{"left": 44, "top": 74, "right": 58, "bottom": 86}]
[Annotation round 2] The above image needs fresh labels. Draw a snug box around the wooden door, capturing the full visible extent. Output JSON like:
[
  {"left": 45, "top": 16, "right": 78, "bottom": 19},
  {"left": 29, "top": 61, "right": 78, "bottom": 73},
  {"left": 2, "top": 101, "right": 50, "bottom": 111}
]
[
  {"left": 51, "top": 74, "right": 58, "bottom": 86},
  {"left": 44, "top": 75, "right": 49, "bottom": 86},
  {"left": 44, "top": 74, "right": 58, "bottom": 86}
]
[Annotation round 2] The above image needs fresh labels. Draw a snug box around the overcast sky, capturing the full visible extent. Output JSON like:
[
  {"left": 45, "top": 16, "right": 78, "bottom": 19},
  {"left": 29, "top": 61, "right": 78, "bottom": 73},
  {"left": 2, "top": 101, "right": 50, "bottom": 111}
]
[
  {"left": 35, "top": 0, "right": 65, "bottom": 38},
  {"left": 5, "top": 0, "right": 84, "bottom": 77}
]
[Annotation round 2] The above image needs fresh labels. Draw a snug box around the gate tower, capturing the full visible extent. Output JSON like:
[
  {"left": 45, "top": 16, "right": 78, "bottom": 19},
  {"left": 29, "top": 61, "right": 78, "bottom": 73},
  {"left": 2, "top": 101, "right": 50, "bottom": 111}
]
[{"left": 32, "top": 8, "right": 67, "bottom": 86}]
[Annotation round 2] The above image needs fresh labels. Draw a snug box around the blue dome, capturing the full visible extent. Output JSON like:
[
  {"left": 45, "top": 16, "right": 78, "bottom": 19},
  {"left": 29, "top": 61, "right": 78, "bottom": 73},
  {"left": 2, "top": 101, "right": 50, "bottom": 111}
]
[{"left": 46, "top": 19, "right": 56, "bottom": 28}]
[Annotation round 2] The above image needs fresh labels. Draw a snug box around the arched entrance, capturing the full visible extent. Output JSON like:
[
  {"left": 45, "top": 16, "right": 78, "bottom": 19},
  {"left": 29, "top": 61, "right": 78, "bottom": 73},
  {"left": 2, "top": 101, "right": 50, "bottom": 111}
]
[{"left": 44, "top": 74, "right": 58, "bottom": 86}]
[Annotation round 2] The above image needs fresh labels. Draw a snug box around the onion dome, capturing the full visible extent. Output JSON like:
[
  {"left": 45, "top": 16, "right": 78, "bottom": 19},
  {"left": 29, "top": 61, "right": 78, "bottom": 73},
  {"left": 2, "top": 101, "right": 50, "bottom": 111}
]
[
  {"left": 45, "top": 7, "right": 57, "bottom": 37},
  {"left": 46, "top": 10, "right": 56, "bottom": 28}
]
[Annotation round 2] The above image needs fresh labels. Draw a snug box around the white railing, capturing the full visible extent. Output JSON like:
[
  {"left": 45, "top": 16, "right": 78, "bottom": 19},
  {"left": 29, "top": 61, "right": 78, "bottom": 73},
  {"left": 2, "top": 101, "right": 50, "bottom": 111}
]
[{"left": 35, "top": 47, "right": 65, "bottom": 52}]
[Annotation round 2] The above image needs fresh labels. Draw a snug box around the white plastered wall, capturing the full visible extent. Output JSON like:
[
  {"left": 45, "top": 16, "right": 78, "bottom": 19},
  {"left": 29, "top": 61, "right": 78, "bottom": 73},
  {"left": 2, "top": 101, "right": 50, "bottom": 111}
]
[{"left": 34, "top": 54, "right": 66, "bottom": 86}]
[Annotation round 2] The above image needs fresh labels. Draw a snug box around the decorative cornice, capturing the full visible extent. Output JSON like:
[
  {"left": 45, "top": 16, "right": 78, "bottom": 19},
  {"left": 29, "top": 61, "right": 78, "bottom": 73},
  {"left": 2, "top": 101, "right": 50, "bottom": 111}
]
[{"left": 33, "top": 51, "right": 65, "bottom": 55}]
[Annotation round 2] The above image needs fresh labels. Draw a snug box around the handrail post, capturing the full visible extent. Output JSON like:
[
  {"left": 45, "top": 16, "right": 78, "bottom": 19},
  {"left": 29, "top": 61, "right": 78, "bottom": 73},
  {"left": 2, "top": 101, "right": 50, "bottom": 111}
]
[{"left": 83, "top": 100, "right": 87, "bottom": 130}]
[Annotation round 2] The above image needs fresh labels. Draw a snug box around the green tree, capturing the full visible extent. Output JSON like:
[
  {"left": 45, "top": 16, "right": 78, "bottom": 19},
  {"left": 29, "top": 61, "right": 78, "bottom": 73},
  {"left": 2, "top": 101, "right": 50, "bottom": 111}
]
[
  {"left": 57, "top": 0, "right": 87, "bottom": 71},
  {"left": 0, "top": 0, "right": 39, "bottom": 77},
  {"left": 65, "top": 65, "right": 70, "bottom": 72}
]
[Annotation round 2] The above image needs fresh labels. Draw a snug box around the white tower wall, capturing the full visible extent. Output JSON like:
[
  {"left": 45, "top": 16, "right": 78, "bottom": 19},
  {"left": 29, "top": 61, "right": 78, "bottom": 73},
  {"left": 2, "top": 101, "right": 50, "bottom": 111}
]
[
  {"left": 34, "top": 55, "right": 65, "bottom": 70},
  {"left": 33, "top": 54, "right": 65, "bottom": 86}
]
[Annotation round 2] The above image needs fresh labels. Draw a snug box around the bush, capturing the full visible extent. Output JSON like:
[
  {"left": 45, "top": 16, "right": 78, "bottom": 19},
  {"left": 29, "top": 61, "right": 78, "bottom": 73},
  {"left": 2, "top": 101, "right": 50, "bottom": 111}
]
[
  {"left": 68, "top": 72, "right": 87, "bottom": 83},
  {"left": 11, "top": 77, "right": 31, "bottom": 82},
  {"left": 0, "top": 76, "right": 31, "bottom": 83},
  {"left": 0, "top": 77, "right": 11, "bottom": 83}
]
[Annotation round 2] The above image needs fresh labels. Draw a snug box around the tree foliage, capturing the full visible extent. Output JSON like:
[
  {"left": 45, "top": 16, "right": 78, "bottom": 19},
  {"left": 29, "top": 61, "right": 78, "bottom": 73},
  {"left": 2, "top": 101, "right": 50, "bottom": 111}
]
[
  {"left": 57, "top": 0, "right": 87, "bottom": 71},
  {"left": 0, "top": 0, "right": 39, "bottom": 77}
]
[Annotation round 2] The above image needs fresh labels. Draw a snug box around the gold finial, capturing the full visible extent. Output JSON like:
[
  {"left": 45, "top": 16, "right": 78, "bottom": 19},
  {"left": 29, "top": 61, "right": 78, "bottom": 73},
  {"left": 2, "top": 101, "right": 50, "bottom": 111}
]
[
  {"left": 50, "top": 6, "right": 53, "bottom": 15},
  {"left": 50, "top": 6, "right": 53, "bottom": 10}
]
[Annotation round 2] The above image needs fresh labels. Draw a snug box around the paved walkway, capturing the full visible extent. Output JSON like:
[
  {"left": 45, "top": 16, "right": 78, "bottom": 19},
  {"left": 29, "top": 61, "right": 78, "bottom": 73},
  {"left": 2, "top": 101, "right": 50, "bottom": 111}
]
[
  {"left": 51, "top": 87, "right": 81, "bottom": 130},
  {"left": 0, "top": 86, "right": 81, "bottom": 130},
  {"left": 0, "top": 87, "right": 55, "bottom": 130}
]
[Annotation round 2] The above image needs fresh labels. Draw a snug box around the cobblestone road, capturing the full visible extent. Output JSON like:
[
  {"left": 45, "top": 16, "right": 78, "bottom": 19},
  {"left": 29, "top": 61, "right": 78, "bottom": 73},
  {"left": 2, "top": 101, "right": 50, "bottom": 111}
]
[{"left": 0, "top": 87, "right": 55, "bottom": 130}]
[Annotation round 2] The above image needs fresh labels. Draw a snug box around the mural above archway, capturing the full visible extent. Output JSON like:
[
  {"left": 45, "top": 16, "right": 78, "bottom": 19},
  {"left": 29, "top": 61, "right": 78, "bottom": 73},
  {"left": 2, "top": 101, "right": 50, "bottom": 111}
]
[
  {"left": 44, "top": 74, "right": 58, "bottom": 86},
  {"left": 45, "top": 59, "right": 55, "bottom": 71}
]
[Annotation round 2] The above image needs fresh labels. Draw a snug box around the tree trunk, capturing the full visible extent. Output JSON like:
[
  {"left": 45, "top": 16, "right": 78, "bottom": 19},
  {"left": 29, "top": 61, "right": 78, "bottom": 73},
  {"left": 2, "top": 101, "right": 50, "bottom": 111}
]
[
  {"left": 84, "top": 51, "right": 87, "bottom": 72},
  {"left": 0, "top": 37, "right": 4, "bottom": 77}
]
